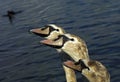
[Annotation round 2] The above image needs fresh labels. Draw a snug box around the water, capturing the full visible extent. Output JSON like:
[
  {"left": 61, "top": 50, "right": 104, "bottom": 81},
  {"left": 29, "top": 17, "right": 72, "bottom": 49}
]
[{"left": 0, "top": 0, "right": 120, "bottom": 82}]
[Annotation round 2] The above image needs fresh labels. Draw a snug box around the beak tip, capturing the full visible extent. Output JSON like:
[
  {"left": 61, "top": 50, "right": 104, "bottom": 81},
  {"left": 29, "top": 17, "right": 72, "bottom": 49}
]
[
  {"left": 40, "top": 40, "right": 49, "bottom": 44},
  {"left": 40, "top": 40, "right": 46, "bottom": 44},
  {"left": 40, "top": 40, "right": 53, "bottom": 45},
  {"left": 40, "top": 40, "right": 44, "bottom": 43},
  {"left": 30, "top": 29, "right": 33, "bottom": 32}
]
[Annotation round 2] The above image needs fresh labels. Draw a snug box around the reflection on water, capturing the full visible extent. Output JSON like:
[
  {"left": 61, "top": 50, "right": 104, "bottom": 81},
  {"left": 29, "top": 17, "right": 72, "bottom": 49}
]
[{"left": 0, "top": 0, "right": 120, "bottom": 82}]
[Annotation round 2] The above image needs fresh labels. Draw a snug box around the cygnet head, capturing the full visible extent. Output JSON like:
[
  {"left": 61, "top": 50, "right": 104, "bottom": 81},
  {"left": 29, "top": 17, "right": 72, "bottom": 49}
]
[
  {"left": 40, "top": 33, "right": 89, "bottom": 62},
  {"left": 64, "top": 59, "right": 110, "bottom": 82},
  {"left": 30, "top": 24, "right": 66, "bottom": 40}
]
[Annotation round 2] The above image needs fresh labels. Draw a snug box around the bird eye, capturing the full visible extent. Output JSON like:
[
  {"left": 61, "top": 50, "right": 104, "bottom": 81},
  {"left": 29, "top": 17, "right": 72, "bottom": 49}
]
[
  {"left": 56, "top": 29, "right": 59, "bottom": 31},
  {"left": 70, "top": 38, "right": 74, "bottom": 41}
]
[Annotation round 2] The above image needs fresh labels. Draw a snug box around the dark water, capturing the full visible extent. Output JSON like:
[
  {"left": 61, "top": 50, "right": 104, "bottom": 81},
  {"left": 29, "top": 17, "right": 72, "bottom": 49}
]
[{"left": 0, "top": 0, "right": 120, "bottom": 82}]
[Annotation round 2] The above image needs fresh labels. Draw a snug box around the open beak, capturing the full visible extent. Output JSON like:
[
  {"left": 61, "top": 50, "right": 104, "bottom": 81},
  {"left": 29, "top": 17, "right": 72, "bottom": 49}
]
[
  {"left": 30, "top": 27, "right": 49, "bottom": 37},
  {"left": 63, "top": 59, "right": 89, "bottom": 72},
  {"left": 63, "top": 60, "right": 81, "bottom": 71},
  {"left": 40, "top": 37, "right": 63, "bottom": 48}
]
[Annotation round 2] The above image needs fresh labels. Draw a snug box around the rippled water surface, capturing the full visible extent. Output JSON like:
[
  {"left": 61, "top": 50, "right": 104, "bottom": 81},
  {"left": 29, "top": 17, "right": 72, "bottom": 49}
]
[{"left": 0, "top": 0, "right": 120, "bottom": 82}]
